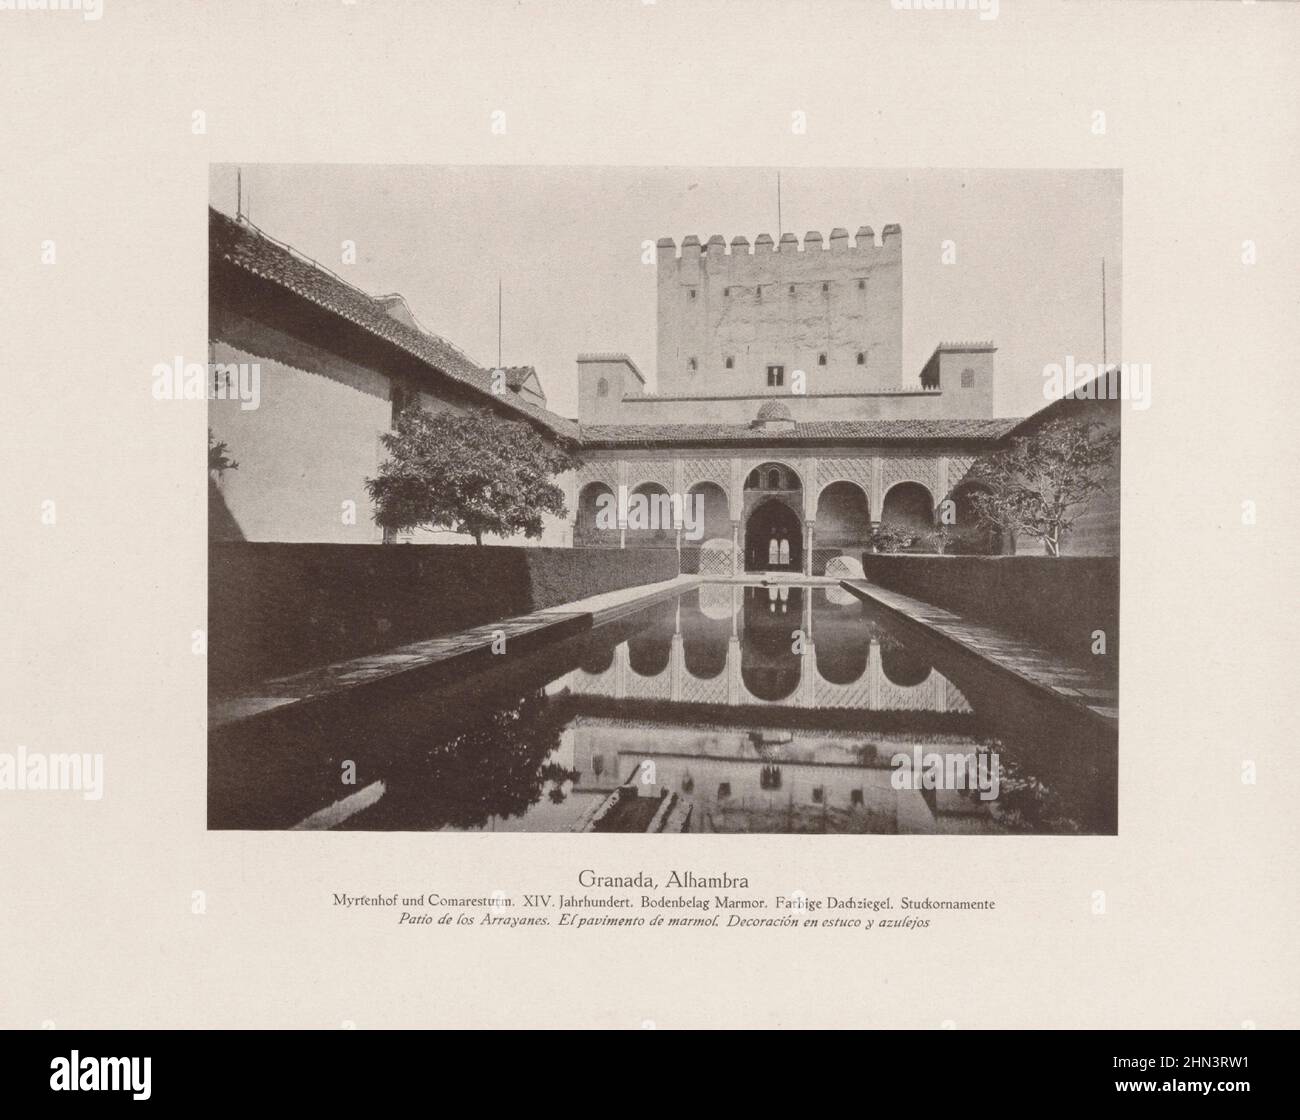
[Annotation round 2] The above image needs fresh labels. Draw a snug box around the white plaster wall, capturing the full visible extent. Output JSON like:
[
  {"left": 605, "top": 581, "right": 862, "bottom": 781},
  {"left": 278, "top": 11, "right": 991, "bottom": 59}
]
[{"left": 209, "top": 336, "right": 389, "bottom": 543}]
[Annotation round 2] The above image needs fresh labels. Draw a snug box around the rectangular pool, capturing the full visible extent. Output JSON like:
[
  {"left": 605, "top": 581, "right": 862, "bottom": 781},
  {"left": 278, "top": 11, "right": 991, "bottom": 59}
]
[{"left": 209, "top": 584, "right": 1118, "bottom": 834}]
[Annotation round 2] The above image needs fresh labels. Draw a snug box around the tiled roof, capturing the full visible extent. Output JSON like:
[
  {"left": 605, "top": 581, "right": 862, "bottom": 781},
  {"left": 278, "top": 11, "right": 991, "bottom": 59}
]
[
  {"left": 499, "top": 365, "right": 537, "bottom": 390},
  {"left": 581, "top": 418, "right": 1021, "bottom": 446},
  {"left": 209, "top": 208, "right": 579, "bottom": 441}
]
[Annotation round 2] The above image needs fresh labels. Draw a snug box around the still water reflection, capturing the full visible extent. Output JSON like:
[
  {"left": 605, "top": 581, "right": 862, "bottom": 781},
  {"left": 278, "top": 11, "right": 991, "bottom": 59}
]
[{"left": 209, "top": 586, "right": 1117, "bottom": 835}]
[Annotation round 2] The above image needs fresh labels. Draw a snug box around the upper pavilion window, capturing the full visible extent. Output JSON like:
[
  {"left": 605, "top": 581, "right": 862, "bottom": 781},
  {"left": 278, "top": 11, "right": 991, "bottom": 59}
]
[{"left": 961, "top": 368, "right": 975, "bottom": 388}]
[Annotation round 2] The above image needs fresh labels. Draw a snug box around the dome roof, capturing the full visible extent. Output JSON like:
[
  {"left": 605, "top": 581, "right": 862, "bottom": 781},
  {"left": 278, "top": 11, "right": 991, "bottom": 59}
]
[{"left": 755, "top": 400, "right": 793, "bottom": 422}]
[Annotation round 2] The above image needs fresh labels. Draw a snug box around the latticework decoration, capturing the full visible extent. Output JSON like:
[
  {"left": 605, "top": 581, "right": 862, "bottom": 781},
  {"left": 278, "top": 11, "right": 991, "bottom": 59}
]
[
  {"left": 816, "top": 458, "right": 872, "bottom": 500},
  {"left": 681, "top": 457, "right": 731, "bottom": 492},
  {"left": 574, "top": 459, "right": 617, "bottom": 491},
  {"left": 625, "top": 459, "right": 675, "bottom": 492},
  {"left": 946, "top": 456, "right": 978, "bottom": 495},
  {"left": 880, "top": 456, "right": 937, "bottom": 495},
  {"left": 680, "top": 672, "right": 728, "bottom": 706}
]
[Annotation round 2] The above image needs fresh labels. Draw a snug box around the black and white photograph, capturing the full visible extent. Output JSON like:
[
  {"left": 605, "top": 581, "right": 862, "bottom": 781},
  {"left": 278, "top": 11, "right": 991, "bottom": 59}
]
[
  {"left": 208, "top": 165, "right": 1122, "bottom": 835},
  {"left": 2, "top": 0, "right": 1295, "bottom": 1055}
]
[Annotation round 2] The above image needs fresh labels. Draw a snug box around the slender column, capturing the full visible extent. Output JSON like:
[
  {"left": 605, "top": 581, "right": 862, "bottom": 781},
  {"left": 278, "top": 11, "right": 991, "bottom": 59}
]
[
  {"left": 805, "top": 521, "right": 815, "bottom": 576},
  {"left": 617, "top": 459, "right": 628, "bottom": 549},
  {"left": 731, "top": 519, "right": 740, "bottom": 576},
  {"left": 935, "top": 456, "right": 949, "bottom": 529},
  {"left": 670, "top": 601, "right": 684, "bottom": 702}
]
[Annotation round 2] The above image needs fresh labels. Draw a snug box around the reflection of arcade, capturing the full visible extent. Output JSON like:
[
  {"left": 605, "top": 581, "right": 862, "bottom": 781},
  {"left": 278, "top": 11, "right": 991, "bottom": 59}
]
[
  {"left": 568, "top": 586, "right": 968, "bottom": 712},
  {"left": 741, "top": 584, "right": 804, "bottom": 701},
  {"left": 555, "top": 587, "right": 1007, "bottom": 834}
]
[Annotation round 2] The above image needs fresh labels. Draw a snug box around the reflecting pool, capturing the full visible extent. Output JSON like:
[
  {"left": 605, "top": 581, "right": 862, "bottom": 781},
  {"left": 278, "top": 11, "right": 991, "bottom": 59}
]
[{"left": 209, "top": 585, "right": 1118, "bottom": 834}]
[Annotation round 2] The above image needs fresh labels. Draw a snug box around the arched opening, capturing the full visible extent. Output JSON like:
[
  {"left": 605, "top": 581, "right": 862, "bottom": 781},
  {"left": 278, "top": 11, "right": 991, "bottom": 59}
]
[
  {"left": 740, "top": 586, "right": 803, "bottom": 702},
  {"left": 880, "top": 481, "right": 934, "bottom": 546},
  {"left": 744, "top": 499, "right": 802, "bottom": 572},
  {"left": 686, "top": 482, "right": 730, "bottom": 541},
  {"left": 812, "top": 589, "right": 869, "bottom": 686},
  {"left": 880, "top": 641, "right": 932, "bottom": 688},
  {"left": 624, "top": 482, "right": 675, "bottom": 549},
  {"left": 680, "top": 588, "right": 729, "bottom": 680},
  {"left": 626, "top": 599, "right": 675, "bottom": 678},
  {"left": 742, "top": 462, "right": 803, "bottom": 572},
  {"left": 575, "top": 482, "right": 618, "bottom": 547},
  {"left": 578, "top": 642, "right": 616, "bottom": 676},
  {"left": 814, "top": 480, "right": 871, "bottom": 575},
  {"left": 681, "top": 481, "right": 733, "bottom": 575}
]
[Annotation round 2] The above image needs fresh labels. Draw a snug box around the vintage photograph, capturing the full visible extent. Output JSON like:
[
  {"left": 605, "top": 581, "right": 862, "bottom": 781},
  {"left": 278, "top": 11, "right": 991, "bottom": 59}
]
[{"left": 207, "top": 165, "right": 1121, "bottom": 835}]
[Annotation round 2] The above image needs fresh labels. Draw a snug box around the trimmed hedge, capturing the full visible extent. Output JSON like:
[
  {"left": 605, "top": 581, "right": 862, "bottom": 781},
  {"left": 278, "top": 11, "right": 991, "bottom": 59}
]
[
  {"left": 211, "top": 543, "right": 678, "bottom": 689},
  {"left": 860, "top": 554, "right": 1118, "bottom": 668}
]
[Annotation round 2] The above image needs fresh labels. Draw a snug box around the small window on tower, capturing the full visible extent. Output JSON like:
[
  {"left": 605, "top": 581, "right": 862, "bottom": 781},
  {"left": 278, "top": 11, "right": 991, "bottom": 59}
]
[
  {"left": 788, "top": 284, "right": 795, "bottom": 295},
  {"left": 817, "top": 353, "right": 827, "bottom": 366},
  {"left": 856, "top": 352, "right": 865, "bottom": 365},
  {"left": 689, "top": 288, "right": 697, "bottom": 299},
  {"left": 858, "top": 279, "right": 866, "bottom": 290},
  {"left": 961, "top": 368, "right": 975, "bottom": 388},
  {"left": 688, "top": 357, "right": 697, "bottom": 372},
  {"left": 724, "top": 287, "right": 730, "bottom": 296},
  {"left": 766, "top": 365, "right": 785, "bottom": 387},
  {"left": 725, "top": 357, "right": 734, "bottom": 370},
  {"left": 822, "top": 282, "right": 829, "bottom": 293},
  {"left": 596, "top": 377, "right": 609, "bottom": 398},
  {"left": 756, "top": 286, "right": 762, "bottom": 299}
]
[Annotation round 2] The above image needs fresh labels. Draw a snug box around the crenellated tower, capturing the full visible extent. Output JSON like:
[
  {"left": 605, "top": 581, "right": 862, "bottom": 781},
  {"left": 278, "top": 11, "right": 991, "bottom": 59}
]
[{"left": 655, "top": 225, "right": 903, "bottom": 398}]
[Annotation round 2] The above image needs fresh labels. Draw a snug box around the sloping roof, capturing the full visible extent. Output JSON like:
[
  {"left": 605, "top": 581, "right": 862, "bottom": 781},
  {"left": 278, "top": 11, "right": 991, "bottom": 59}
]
[
  {"left": 499, "top": 365, "right": 536, "bottom": 390},
  {"left": 582, "top": 417, "right": 1021, "bottom": 447},
  {"left": 209, "top": 208, "right": 578, "bottom": 441},
  {"left": 499, "top": 365, "right": 548, "bottom": 401},
  {"left": 1002, "top": 372, "right": 1121, "bottom": 439}
]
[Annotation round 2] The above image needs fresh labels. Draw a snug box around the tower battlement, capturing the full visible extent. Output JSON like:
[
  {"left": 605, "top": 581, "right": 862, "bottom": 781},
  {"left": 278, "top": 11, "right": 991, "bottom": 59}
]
[
  {"left": 655, "top": 223, "right": 904, "bottom": 399},
  {"left": 656, "top": 225, "right": 900, "bottom": 260}
]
